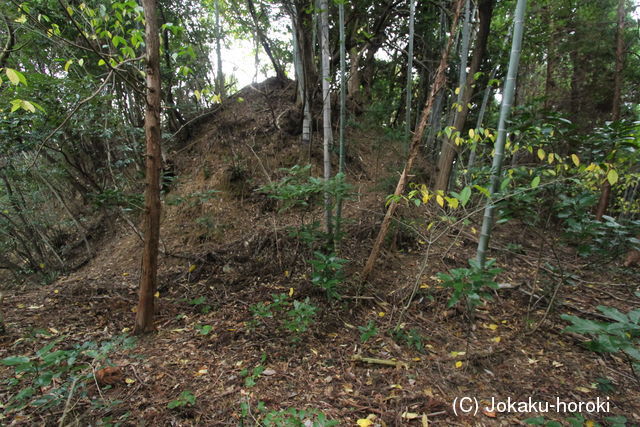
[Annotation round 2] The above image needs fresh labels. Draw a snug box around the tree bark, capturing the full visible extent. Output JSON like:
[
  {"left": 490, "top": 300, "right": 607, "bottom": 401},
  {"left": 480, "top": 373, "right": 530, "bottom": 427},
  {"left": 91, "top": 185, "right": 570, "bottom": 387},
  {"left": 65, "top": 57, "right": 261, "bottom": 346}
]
[
  {"left": 247, "top": 0, "right": 286, "bottom": 80},
  {"left": 361, "top": 0, "right": 464, "bottom": 283},
  {"left": 434, "top": 0, "right": 494, "bottom": 192},
  {"left": 320, "top": 0, "right": 332, "bottom": 236},
  {"left": 595, "top": 0, "right": 625, "bottom": 221},
  {"left": 135, "top": 0, "right": 162, "bottom": 335}
]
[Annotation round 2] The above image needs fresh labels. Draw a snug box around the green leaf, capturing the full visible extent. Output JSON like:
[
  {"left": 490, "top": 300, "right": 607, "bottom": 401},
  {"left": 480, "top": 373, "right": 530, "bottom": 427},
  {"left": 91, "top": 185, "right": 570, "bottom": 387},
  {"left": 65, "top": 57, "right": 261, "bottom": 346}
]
[
  {"left": 459, "top": 186, "right": 471, "bottom": 206},
  {"left": 21, "top": 100, "right": 36, "bottom": 113},
  {"left": 597, "top": 305, "right": 627, "bottom": 323},
  {"left": 530, "top": 176, "right": 540, "bottom": 188},
  {"left": 1, "top": 356, "right": 30, "bottom": 366},
  {"left": 6, "top": 68, "right": 26, "bottom": 85},
  {"left": 560, "top": 314, "right": 603, "bottom": 334},
  {"left": 473, "top": 185, "right": 490, "bottom": 198},
  {"left": 607, "top": 169, "right": 618, "bottom": 185},
  {"left": 64, "top": 59, "right": 73, "bottom": 72}
]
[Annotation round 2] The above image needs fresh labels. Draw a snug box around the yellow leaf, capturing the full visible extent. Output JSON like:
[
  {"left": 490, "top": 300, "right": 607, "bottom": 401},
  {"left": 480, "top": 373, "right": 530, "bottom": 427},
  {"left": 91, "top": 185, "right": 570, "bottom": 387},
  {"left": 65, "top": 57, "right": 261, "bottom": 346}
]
[
  {"left": 537, "top": 148, "right": 545, "bottom": 161},
  {"left": 607, "top": 169, "right": 618, "bottom": 185},
  {"left": 289, "top": 287, "right": 294, "bottom": 297},
  {"left": 487, "top": 324, "right": 498, "bottom": 330},
  {"left": 122, "top": 272, "right": 129, "bottom": 276},
  {"left": 378, "top": 311, "right": 385, "bottom": 317},
  {"left": 15, "top": 15, "right": 27, "bottom": 23},
  {"left": 154, "top": 291, "right": 160, "bottom": 298},
  {"left": 53, "top": 289, "right": 59, "bottom": 294},
  {"left": 446, "top": 197, "right": 459, "bottom": 209},
  {"left": 457, "top": 104, "right": 463, "bottom": 112},
  {"left": 585, "top": 421, "right": 596, "bottom": 427},
  {"left": 122, "top": 327, "right": 131, "bottom": 333},
  {"left": 454, "top": 87, "right": 460, "bottom": 95},
  {"left": 357, "top": 419, "right": 373, "bottom": 427},
  {"left": 402, "top": 412, "right": 420, "bottom": 419},
  {"left": 17, "top": 303, "right": 25, "bottom": 309},
  {"left": 125, "top": 378, "right": 136, "bottom": 384},
  {"left": 436, "top": 195, "right": 444, "bottom": 207},
  {"left": 195, "top": 368, "right": 208, "bottom": 376},
  {"left": 455, "top": 136, "right": 463, "bottom": 145},
  {"left": 585, "top": 163, "right": 596, "bottom": 172},
  {"left": 284, "top": 270, "right": 290, "bottom": 278},
  {"left": 5, "top": 68, "right": 19, "bottom": 85},
  {"left": 39, "top": 263, "right": 45, "bottom": 269},
  {"left": 490, "top": 336, "right": 501, "bottom": 343},
  {"left": 468, "top": 128, "right": 475, "bottom": 139},
  {"left": 471, "top": 227, "right": 477, "bottom": 234},
  {"left": 49, "top": 328, "right": 59, "bottom": 334},
  {"left": 188, "top": 264, "right": 197, "bottom": 273},
  {"left": 575, "top": 386, "right": 591, "bottom": 393},
  {"left": 455, "top": 361, "right": 463, "bottom": 368},
  {"left": 420, "top": 283, "right": 429, "bottom": 289}
]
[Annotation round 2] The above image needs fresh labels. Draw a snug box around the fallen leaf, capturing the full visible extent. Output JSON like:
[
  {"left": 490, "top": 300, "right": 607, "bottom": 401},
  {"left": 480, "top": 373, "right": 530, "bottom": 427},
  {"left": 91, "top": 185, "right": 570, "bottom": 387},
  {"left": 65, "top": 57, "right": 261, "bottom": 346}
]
[
  {"left": 402, "top": 412, "right": 419, "bottom": 419},
  {"left": 482, "top": 408, "right": 497, "bottom": 418},
  {"left": 95, "top": 367, "right": 124, "bottom": 386},
  {"left": 125, "top": 378, "right": 135, "bottom": 384},
  {"left": 552, "top": 361, "right": 563, "bottom": 368},
  {"left": 455, "top": 361, "right": 463, "bottom": 368},
  {"left": 262, "top": 368, "right": 276, "bottom": 376},
  {"left": 490, "top": 337, "right": 501, "bottom": 343}
]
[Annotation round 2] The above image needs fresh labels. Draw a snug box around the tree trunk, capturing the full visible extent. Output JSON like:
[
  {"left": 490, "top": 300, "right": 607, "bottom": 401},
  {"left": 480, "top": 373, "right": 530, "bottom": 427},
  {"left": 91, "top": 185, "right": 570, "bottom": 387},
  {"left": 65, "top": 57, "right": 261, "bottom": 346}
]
[
  {"left": 247, "top": 0, "right": 286, "bottom": 80},
  {"left": 361, "top": 0, "right": 464, "bottom": 283},
  {"left": 320, "top": 0, "right": 332, "bottom": 236},
  {"left": 215, "top": 0, "right": 225, "bottom": 98},
  {"left": 476, "top": 0, "right": 527, "bottom": 267},
  {"left": 435, "top": 0, "right": 494, "bottom": 192},
  {"left": 595, "top": 0, "right": 625, "bottom": 221},
  {"left": 403, "top": 0, "right": 416, "bottom": 158},
  {"left": 135, "top": 0, "right": 162, "bottom": 335},
  {"left": 335, "top": 0, "right": 346, "bottom": 244}
]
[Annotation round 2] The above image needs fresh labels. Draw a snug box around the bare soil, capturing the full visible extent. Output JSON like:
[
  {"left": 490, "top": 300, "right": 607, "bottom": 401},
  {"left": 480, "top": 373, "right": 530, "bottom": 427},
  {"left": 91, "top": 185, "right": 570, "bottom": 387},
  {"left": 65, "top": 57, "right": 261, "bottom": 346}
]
[{"left": 1, "top": 78, "right": 639, "bottom": 426}]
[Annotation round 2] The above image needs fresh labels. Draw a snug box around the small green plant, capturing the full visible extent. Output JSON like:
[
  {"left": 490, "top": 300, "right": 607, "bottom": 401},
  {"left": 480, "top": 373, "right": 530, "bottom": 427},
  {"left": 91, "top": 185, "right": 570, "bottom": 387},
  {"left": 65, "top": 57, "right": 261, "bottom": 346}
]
[
  {"left": 195, "top": 324, "right": 213, "bottom": 335},
  {"left": 239, "top": 398, "right": 338, "bottom": 426},
  {"left": 391, "top": 326, "right": 426, "bottom": 353},
  {"left": 358, "top": 321, "right": 378, "bottom": 343},
  {"left": 437, "top": 258, "right": 502, "bottom": 316},
  {"left": 561, "top": 302, "right": 640, "bottom": 377},
  {"left": 309, "top": 251, "right": 347, "bottom": 299},
  {"left": 249, "top": 294, "right": 317, "bottom": 342},
  {"left": 240, "top": 353, "right": 267, "bottom": 388},
  {"left": 186, "top": 296, "right": 211, "bottom": 314},
  {"left": 167, "top": 390, "right": 196, "bottom": 409},
  {"left": 1, "top": 335, "right": 135, "bottom": 416}
]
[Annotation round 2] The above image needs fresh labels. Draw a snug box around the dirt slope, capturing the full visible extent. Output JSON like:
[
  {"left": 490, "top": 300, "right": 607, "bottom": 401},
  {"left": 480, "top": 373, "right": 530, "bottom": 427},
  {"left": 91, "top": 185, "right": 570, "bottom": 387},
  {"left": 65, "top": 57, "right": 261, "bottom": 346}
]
[{"left": 1, "top": 78, "right": 639, "bottom": 426}]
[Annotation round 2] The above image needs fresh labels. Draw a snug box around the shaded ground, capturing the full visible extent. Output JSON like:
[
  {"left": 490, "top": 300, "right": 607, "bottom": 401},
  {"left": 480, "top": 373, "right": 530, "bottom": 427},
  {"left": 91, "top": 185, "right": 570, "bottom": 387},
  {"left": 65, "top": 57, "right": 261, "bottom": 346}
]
[{"left": 1, "top": 78, "right": 639, "bottom": 426}]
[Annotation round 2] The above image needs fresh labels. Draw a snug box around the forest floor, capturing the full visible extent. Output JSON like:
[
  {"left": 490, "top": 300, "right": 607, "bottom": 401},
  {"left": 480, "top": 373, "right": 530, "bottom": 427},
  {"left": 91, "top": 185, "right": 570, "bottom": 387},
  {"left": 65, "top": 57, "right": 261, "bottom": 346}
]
[{"left": 1, "top": 78, "right": 639, "bottom": 426}]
